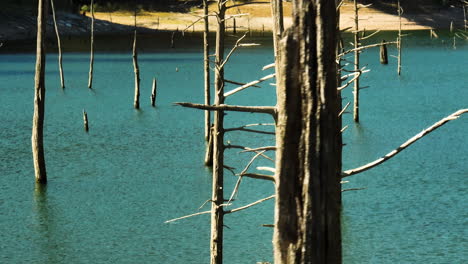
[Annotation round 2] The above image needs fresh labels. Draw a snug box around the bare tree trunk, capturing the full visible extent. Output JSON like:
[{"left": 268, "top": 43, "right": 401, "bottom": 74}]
[
  {"left": 32, "top": 0, "right": 49, "bottom": 184},
  {"left": 210, "top": 2, "right": 226, "bottom": 263},
  {"left": 50, "top": 0, "right": 65, "bottom": 88},
  {"left": 83, "top": 109, "right": 89, "bottom": 132},
  {"left": 88, "top": 0, "right": 95, "bottom": 89},
  {"left": 132, "top": 28, "right": 140, "bottom": 109},
  {"left": 203, "top": 0, "right": 211, "bottom": 142},
  {"left": 397, "top": 0, "right": 402, "bottom": 75},
  {"left": 270, "top": 0, "right": 284, "bottom": 80},
  {"left": 151, "top": 78, "right": 157, "bottom": 107},
  {"left": 353, "top": 0, "right": 360, "bottom": 122},
  {"left": 274, "top": 0, "right": 342, "bottom": 263}
]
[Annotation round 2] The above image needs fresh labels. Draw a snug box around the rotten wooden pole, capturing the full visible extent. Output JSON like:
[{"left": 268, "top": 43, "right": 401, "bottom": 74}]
[
  {"left": 151, "top": 78, "right": 157, "bottom": 107},
  {"left": 397, "top": 0, "right": 402, "bottom": 75},
  {"left": 353, "top": 0, "right": 360, "bottom": 122},
  {"left": 50, "top": 0, "right": 65, "bottom": 88},
  {"left": 210, "top": 1, "right": 226, "bottom": 263},
  {"left": 380, "top": 39, "right": 388, "bottom": 64},
  {"left": 274, "top": 0, "right": 342, "bottom": 262},
  {"left": 203, "top": 0, "right": 211, "bottom": 141},
  {"left": 132, "top": 12, "right": 140, "bottom": 109},
  {"left": 32, "top": 0, "right": 49, "bottom": 184},
  {"left": 88, "top": 0, "right": 95, "bottom": 88},
  {"left": 83, "top": 109, "right": 89, "bottom": 132}
]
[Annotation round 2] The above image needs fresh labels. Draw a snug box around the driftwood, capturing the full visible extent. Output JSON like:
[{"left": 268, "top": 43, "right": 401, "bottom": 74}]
[
  {"left": 32, "top": 0, "right": 48, "bottom": 184},
  {"left": 50, "top": 0, "right": 65, "bottom": 88},
  {"left": 342, "top": 109, "right": 468, "bottom": 177},
  {"left": 151, "top": 78, "right": 157, "bottom": 107},
  {"left": 88, "top": 0, "right": 95, "bottom": 89}
]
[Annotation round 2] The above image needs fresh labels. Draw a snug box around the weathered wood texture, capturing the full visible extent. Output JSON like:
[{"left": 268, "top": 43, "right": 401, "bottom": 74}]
[
  {"left": 380, "top": 40, "right": 388, "bottom": 64},
  {"left": 203, "top": 0, "right": 211, "bottom": 141},
  {"left": 32, "top": 0, "right": 48, "bottom": 184},
  {"left": 50, "top": 0, "right": 65, "bottom": 88},
  {"left": 210, "top": 2, "right": 226, "bottom": 264},
  {"left": 273, "top": 0, "right": 342, "bottom": 263}
]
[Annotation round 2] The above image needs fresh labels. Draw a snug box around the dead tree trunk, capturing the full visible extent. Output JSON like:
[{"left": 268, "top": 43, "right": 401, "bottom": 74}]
[
  {"left": 50, "top": 0, "right": 65, "bottom": 88},
  {"left": 397, "top": 0, "right": 402, "bottom": 75},
  {"left": 88, "top": 0, "right": 95, "bottom": 88},
  {"left": 151, "top": 78, "right": 157, "bottom": 107},
  {"left": 32, "top": 0, "right": 49, "bottom": 184},
  {"left": 380, "top": 40, "right": 388, "bottom": 64},
  {"left": 353, "top": 0, "right": 360, "bottom": 122},
  {"left": 83, "top": 109, "right": 89, "bottom": 132},
  {"left": 132, "top": 16, "right": 140, "bottom": 109},
  {"left": 270, "top": 0, "right": 284, "bottom": 78},
  {"left": 274, "top": 0, "right": 342, "bottom": 263},
  {"left": 203, "top": 0, "right": 211, "bottom": 142},
  {"left": 210, "top": 2, "right": 226, "bottom": 263}
]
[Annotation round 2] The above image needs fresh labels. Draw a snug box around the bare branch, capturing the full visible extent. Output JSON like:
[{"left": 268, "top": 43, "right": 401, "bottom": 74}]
[
  {"left": 241, "top": 173, "right": 275, "bottom": 182},
  {"left": 342, "top": 109, "right": 468, "bottom": 177},
  {"left": 225, "top": 125, "right": 275, "bottom": 135},
  {"left": 262, "top": 63, "right": 275, "bottom": 70},
  {"left": 165, "top": 210, "right": 210, "bottom": 223},
  {"left": 338, "top": 102, "right": 351, "bottom": 117},
  {"left": 224, "top": 73, "right": 276, "bottom": 97},
  {"left": 240, "top": 146, "right": 276, "bottom": 153},
  {"left": 360, "top": 30, "right": 381, "bottom": 40},
  {"left": 257, "top": 166, "right": 276, "bottom": 173},
  {"left": 339, "top": 41, "right": 398, "bottom": 57},
  {"left": 224, "top": 79, "right": 260, "bottom": 88},
  {"left": 226, "top": 144, "right": 275, "bottom": 162},
  {"left": 224, "top": 195, "right": 275, "bottom": 214},
  {"left": 220, "top": 32, "right": 249, "bottom": 70},
  {"left": 174, "top": 102, "right": 277, "bottom": 116},
  {"left": 226, "top": 2, "right": 270, "bottom": 9},
  {"left": 342, "top": 187, "right": 366, "bottom": 192},
  {"left": 239, "top": 151, "right": 266, "bottom": 175}
]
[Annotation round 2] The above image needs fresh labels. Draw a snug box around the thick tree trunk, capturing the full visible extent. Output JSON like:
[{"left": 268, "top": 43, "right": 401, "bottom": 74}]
[
  {"left": 88, "top": 0, "right": 95, "bottom": 89},
  {"left": 273, "top": 0, "right": 342, "bottom": 263},
  {"left": 50, "top": 0, "right": 65, "bottom": 88},
  {"left": 32, "top": 0, "right": 48, "bottom": 184},
  {"left": 203, "top": 0, "right": 211, "bottom": 142},
  {"left": 210, "top": 2, "right": 226, "bottom": 264}
]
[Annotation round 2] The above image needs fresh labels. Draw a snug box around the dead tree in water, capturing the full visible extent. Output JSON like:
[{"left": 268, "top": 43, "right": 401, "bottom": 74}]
[
  {"left": 353, "top": 0, "right": 360, "bottom": 122},
  {"left": 397, "top": 0, "right": 402, "bottom": 75},
  {"left": 151, "top": 78, "right": 157, "bottom": 107},
  {"left": 380, "top": 40, "right": 388, "bottom": 64},
  {"left": 83, "top": 109, "right": 89, "bottom": 132},
  {"left": 50, "top": 0, "right": 65, "bottom": 88},
  {"left": 132, "top": 11, "right": 140, "bottom": 109},
  {"left": 32, "top": 0, "right": 48, "bottom": 184},
  {"left": 203, "top": 0, "right": 211, "bottom": 141},
  {"left": 273, "top": 0, "right": 342, "bottom": 262},
  {"left": 88, "top": 0, "right": 95, "bottom": 88}
]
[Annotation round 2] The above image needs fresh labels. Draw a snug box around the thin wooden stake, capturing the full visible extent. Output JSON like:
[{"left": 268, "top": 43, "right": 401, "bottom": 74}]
[
  {"left": 151, "top": 78, "right": 157, "bottom": 107},
  {"left": 88, "top": 0, "right": 95, "bottom": 89},
  {"left": 83, "top": 109, "right": 89, "bottom": 132},
  {"left": 171, "top": 31, "right": 175, "bottom": 48},
  {"left": 397, "top": 0, "right": 402, "bottom": 76},
  {"left": 50, "top": 0, "right": 65, "bottom": 88},
  {"left": 353, "top": 0, "right": 360, "bottom": 122},
  {"left": 379, "top": 39, "right": 388, "bottom": 64},
  {"left": 132, "top": 12, "right": 140, "bottom": 109}
]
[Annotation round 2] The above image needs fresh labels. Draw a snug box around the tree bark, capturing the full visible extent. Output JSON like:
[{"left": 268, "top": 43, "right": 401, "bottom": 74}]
[
  {"left": 88, "top": 0, "right": 95, "bottom": 89},
  {"left": 32, "top": 0, "right": 49, "bottom": 184},
  {"left": 273, "top": 0, "right": 342, "bottom": 263},
  {"left": 50, "top": 0, "right": 65, "bottom": 88}
]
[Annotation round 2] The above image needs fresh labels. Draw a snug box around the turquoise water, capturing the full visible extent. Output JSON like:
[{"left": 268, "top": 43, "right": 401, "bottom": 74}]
[{"left": 0, "top": 32, "right": 466, "bottom": 263}]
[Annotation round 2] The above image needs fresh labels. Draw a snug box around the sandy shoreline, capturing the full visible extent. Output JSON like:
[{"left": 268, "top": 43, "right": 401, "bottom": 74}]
[{"left": 0, "top": 2, "right": 465, "bottom": 43}]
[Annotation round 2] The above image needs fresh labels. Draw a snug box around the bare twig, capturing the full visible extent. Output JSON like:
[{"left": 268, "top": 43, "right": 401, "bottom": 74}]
[
  {"left": 224, "top": 195, "right": 275, "bottom": 214},
  {"left": 174, "top": 102, "right": 277, "bottom": 116},
  {"left": 224, "top": 79, "right": 260, "bottom": 88},
  {"left": 224, "top": 73, "right": 276, "bottom": 97},
  {"left": 338, "top": 102, "right": 351, "bottom": 117},
  {"left": 342, "top": 109, "right": 468, "bottom": 177},
  {"left": 342, "top": 187, "right": 366, "bottom": 192},
  {"left": 165, "top": 210, "right": 211, "bottom": 223},
  {"left": 338, "top": 41, "right": 398, "bottom": 57}
]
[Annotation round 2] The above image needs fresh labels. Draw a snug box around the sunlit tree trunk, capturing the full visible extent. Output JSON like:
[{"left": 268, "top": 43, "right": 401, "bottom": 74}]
[
  {"left": 32, "top": 0, "right": 49, "bottom": 184},
  {"left": 273, "top": 0, "right": 342, "bottom": 263}
]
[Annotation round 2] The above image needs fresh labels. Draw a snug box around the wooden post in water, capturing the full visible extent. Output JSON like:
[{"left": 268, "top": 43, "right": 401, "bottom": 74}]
[
  {"left": 83, "top": 109, "right": 89, "bottom": 132},
  {"left": 353, "top": 0, "right": 360, "bottom": 122},
  {"left": 379, "top": 40, "right": 388, "bottom": 64},
  {"left": 171, "top": 31, "right": 175, "bottom": 48},
  {"left": 233, "top": 17, "right": 237, "bottom": 34},
  {"left": 32, "top": 0, "right": 48, "bottom": 184},
  {"left": 397, "top": 0, "right": 402, "bottom": 75},
  {"left": 203, "top": 0, "right": 211, "bottom": 142},
  {"left": 151, "top": 78, "right": 157, "bottom": 107},
  {"left": 88, "top": 0, "right": 95, "bottom": 89},
  {"left": 132, "top": 13, "right": 140, "bottom": 109},
  {"left": 204, "top": 125, "right": 214, "bottom": 166},
  {"left": 50, "top": 0, "right": 65, "bottom": 88},
  {"left": 211, "top": 2, "right": 226, "bottom": 263}
]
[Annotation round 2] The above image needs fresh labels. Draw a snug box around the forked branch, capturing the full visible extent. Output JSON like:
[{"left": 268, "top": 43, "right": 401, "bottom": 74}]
[{"left": 342, "top": 109, "right": 468, "bottom": 177}]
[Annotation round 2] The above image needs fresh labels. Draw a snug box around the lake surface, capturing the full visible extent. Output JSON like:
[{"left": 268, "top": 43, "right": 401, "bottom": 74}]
[{"left": 0, "top": 31, "right": 466, "bottom": 263}]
